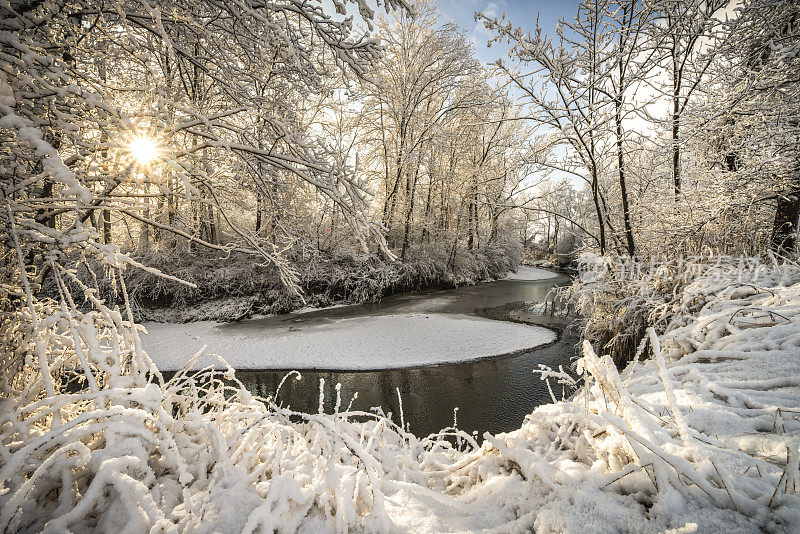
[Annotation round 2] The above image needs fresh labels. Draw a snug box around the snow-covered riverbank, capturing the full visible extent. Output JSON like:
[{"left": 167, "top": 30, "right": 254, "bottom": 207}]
[
  {"left": 398, "top": 262, "right": 800, "bottom": 532},
  {"left": 141, "top": 265, "right": 562, "bottom": 371},
  {"left": 141, "top": 313, "right": 557, "bottom": 370},
  {"left": 374, "top": 257, "right": 800, "bottom": 532},
  {"left": 147, "top": 257, "right": 797, "bottom": 532},
  {"left": 132, "top": 258, "right": 798, "bottom": 532},
  {"left": 7, "top": 260, "right": 799, "bottom": 533}
]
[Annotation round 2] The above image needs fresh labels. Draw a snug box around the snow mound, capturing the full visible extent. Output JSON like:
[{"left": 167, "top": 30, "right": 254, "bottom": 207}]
[
  {"left": 505, "top": 266, "right": 560, "bottom": 281},
  {"left": 141, "top": 313, "right": 556, "bottom": 371}
]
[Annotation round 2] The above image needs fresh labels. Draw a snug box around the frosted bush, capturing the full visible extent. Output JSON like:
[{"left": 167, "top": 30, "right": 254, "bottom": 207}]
[{"left": 567, "top": 252, "right": 799, "bottom": 365}]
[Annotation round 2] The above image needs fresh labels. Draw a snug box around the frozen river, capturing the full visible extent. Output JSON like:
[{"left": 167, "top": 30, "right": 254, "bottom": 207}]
[{"left": 143, "top": 267, "right": 579, "bottom": 437}]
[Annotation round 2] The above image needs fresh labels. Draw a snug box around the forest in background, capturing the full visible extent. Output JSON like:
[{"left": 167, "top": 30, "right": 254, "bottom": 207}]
[
  {"left": 24, "top": 0, "right": 535, "bottom": 321},
  {"left": 4, "top": 0, "right": 797, "bottom": 322}
]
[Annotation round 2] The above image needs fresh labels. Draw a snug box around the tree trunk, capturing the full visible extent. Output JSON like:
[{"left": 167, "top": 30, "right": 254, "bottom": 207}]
[
  {"left": 616, "top": 96, "right": 635, "bottom": 256},
  {"left": 552, "top": 216, "right": 559, "bottom": 251},
  {"left": 255, "top": 191, "right": 263, "bottom": 233},
  {"left": 489, "top": 207, "right": 500, "bottom": 243},
  {"left": 102, "top": 208, "right": 111, "bottom": 244},
  {"left": 379, "top": 102, "right": 391, "bottom": 226},
  {"left": 467, "top": 186, "right": 478, "bottom": 251},
  {"left": 672, "top": 67, "right": 681, "bottom": 200},
  {"left": 421, "top": 181, "right": 433, "bottom": 243},
  {"left": 770, "top": 189, "right": 800, "bottom": 259},
  {"left": 400, "top": 160, "right": 421, "bottom": 260},
  {"left": 384, "top": 122, "right": 407, "bottom": 237},
  {"left": 590, "top": 164, "right": 606, "bottom": 254}
]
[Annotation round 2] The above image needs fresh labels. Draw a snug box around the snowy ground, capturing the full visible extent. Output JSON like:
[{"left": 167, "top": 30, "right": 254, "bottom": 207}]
[
  {"left": 372, "top": 260, "right": 800, "bottom": 532},
  {"left": 131, "top": 259, "right": 796, "bottom": 533},
  {"left": 505, "top": 265, "right": 561, "bottom": 281},
  {"left": 10, "top": 262, "right": 799, "bottom": 532},
  {"left": 141, "top": 313, "right": 556, "bottom": 371}
]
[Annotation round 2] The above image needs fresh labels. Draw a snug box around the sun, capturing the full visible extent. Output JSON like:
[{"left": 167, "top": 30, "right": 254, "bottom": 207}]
[{"left": 128, "top": 135, "right": 160, "bottom": 166}]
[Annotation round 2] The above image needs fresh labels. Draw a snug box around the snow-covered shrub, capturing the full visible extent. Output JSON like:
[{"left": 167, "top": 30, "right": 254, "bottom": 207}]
[
  {"left": 91, "top": 236, "right": 522, "bottom": 322},
  {"left": 567, "top": 252, "right": 799, "bottom": 366},
  {"left": 472, "top": 256, "right": 800, "bottom": 531},
  {"left": 0, "top": 182, "right": 476, "bottom": 531}
]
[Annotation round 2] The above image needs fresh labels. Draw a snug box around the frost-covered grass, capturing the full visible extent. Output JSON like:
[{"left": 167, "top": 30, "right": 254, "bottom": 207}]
[
  {"left": 567, "top": 253, "right": 796, "bottom": 366},
  {"left": 4, "top": 256, "right": 799, "bottom": 532}
]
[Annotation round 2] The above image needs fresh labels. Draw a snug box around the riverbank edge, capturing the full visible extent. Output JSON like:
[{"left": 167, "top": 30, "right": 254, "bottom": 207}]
[
  {"left": 477, "top": 256, "right": 800, "bottom": 531},
  {"left": 124, "top": 247, "right": 527, "bottom": 323}
]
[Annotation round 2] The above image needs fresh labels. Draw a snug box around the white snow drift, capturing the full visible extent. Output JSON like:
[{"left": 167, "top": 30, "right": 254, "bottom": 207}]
[
  {"left": 141, "top": 313, "right": 557, "bottom": 371},
  {"left": 505, "top": 265, "right": 561, "bottom": 281}
]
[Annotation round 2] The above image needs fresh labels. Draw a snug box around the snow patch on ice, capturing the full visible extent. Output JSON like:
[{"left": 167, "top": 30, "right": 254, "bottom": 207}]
[
  {"left": 505, "top": 266, "right": 560, "bottom": 281},
  {"left": 290, "top": 303, "right": 353, "bottom": 315},
  {"left": 141, "top": 313, "right": 557, "bottom": 371}
]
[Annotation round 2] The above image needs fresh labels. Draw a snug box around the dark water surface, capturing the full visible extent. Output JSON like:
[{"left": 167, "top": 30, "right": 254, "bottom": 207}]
[{"left": 233, "top": 271, "right": 580, "bottom": 438}]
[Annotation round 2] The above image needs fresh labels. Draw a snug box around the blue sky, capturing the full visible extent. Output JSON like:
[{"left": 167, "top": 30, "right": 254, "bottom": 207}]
[
  {"left": 432, "top": 0, "right": 582, "bottom": 187},
  {"left": 433, "top": 0, "right": 581, "bottom": 65}
]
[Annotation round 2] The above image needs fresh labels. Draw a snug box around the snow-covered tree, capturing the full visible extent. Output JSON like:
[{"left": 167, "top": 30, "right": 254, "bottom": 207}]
[
  {"left": 704, "top": 0, "right": 800, "bottom": 258},
  {"left": 649, "top": 0, "right": 727, "bottom": 199},
  {"left": 479, "top": 1, "right": 620, "bottom": 255}
]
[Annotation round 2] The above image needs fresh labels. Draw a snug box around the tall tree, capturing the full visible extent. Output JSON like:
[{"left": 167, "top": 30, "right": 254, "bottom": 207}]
[
  {"left": 479, "top": 2, "right": 614, "bottom": 254},
  {"left": 707, "top": 0, "right": 800, "bottom": 258},
  {"left": 363, "top": 1, "right": 494, "bottom": 257},
  {"left": 651, "top": 0, "right": 726, "bottom": 199},
  {"left": 603, "top": 0, "right": 658, "bottom": 256}
]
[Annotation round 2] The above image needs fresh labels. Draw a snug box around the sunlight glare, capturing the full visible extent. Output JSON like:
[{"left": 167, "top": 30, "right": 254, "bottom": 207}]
[{"left": 128, "top": 136, "right": 160, "bottom": 165}]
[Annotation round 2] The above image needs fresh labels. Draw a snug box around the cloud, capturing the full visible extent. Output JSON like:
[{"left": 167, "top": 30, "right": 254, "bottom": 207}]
[
  {"left": 473, "top": 21, "right": 490, "bottom": 37},
  {"left": 483, "top": 1, "right": 502, "bottom": 18},
  {"left": 472, "top": 1, "right": 507, "bottom": 38},
  {"left": 482, "top": 0, "right": 509, "bottom": 19}
]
